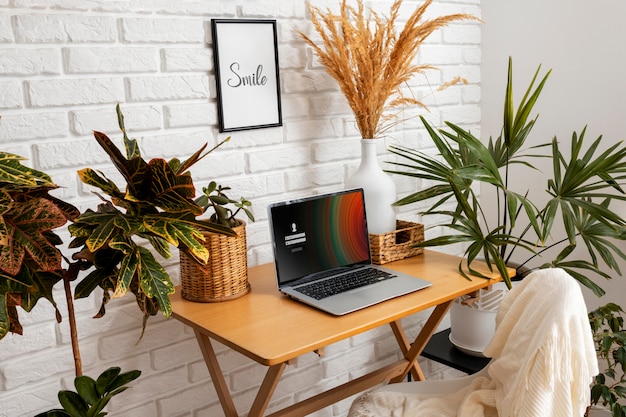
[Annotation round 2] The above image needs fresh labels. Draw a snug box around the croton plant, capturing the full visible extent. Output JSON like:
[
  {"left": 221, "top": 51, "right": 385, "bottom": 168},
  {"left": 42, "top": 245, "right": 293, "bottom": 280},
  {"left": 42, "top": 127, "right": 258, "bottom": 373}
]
[
  {"left": 69, "top": 105, "right": 234, "bottom": 329},
  {"left": 0, "top": 105, "right": 234, "bottom": 383},
  {"left": 0, "top": 151, "right": 78, "bottom": 337}
]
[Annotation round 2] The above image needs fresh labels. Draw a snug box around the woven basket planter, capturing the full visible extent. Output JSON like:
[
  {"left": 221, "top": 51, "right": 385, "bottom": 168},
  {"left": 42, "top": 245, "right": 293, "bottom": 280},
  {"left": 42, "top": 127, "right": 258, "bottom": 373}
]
[
  {"left": 179, "top": 220, "right": 250, "bottom": 302},
  {"left": 369, "top": 220, "right": 424, "bottom": 265}
]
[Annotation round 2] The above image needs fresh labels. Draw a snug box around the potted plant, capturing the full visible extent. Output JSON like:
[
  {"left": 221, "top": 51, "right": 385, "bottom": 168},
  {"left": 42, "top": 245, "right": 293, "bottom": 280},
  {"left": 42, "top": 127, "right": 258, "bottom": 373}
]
[
  {"left": 588, "top": 303, "right": 626, "bottom": 417},
  {"left": 0, "top": 150, "right": 141, "bottom": 416},
  {"left": 179, "top": 181, "right": 255, "bottom": 302},
  {"left": 299, "top": 0, "right": 478, "bottom": 234},
  {"left": 0, "top": 104, "right": 237, "bottom": 415},
  {"left": 387, "top": 58, "right": 626, "bottom": 293},
  {"left": 68, "top": 104, "right": 236, "bottom": 326},
  {"left": 386, "top": 58, "right": 626, "bottom": 353}
]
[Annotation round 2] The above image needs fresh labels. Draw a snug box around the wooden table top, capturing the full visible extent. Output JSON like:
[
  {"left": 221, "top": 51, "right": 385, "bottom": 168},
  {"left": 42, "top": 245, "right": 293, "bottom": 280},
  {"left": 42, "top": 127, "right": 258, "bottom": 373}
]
[{"left": 170, "top": 250, "right": 503, "bottom": 366}]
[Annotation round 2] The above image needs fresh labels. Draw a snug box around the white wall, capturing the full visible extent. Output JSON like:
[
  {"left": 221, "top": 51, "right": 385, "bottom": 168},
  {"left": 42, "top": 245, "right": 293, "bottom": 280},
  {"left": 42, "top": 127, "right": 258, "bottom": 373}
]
[
  {"left": 0, "top": 1, "right": 480, "bottom": 416},
  {"left": 481, "top": 0, "right": 626, "bottom": 309}
]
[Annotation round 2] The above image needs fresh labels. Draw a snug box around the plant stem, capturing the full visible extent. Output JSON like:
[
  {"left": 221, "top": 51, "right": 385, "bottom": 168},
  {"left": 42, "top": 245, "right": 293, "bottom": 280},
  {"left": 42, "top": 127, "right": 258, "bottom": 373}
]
[
  {"left": 501, "top": 147, "right": 510, "bottom": 259},
  {"left": 516, "top": 234, "right": 574, "bottom": 270},
  {"left": 63, "top": 262, "right": 82, "bottom": 377}
]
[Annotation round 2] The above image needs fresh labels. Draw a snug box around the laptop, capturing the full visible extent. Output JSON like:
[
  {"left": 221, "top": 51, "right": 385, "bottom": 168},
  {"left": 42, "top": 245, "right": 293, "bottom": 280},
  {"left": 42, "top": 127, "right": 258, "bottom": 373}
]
[{"left": 267, "top": 189, "right": 431, "bottom": 315}]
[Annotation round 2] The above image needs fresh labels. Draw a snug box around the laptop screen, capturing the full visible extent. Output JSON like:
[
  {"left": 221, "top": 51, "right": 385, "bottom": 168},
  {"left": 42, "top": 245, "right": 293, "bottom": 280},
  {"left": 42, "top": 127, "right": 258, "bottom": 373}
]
[{"left": 268, "top": 189, "right": 371, "bottom": 287}]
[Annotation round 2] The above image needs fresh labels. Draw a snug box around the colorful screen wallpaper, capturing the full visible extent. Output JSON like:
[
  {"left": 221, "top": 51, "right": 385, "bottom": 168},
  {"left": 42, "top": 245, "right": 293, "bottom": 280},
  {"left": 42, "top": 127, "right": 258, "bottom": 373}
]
[{"left": 270, "top": 190, "right": 370, "bottom": 285}]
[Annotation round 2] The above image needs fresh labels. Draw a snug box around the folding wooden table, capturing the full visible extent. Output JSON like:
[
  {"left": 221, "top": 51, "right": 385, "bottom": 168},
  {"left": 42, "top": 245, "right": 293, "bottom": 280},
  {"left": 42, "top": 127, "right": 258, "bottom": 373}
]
[{"left": 170, "top": 250, "right": 504, "bottom": 417}]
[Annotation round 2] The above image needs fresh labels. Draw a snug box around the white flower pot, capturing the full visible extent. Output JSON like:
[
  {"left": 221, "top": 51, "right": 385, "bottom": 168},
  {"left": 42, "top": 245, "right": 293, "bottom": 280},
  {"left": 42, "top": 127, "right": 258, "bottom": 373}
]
[
  {"left": 449, "top": 281, "right": 509, "bottom": 357},
  {"left": 345, "top": 139, "right": 396, "bottom": 235}
]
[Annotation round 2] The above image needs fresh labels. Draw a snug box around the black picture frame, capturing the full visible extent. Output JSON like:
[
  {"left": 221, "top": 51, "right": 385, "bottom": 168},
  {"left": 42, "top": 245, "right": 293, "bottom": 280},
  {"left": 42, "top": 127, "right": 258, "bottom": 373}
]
[{"left": 211, "top": 19, "right": 282, "bottom": 132}]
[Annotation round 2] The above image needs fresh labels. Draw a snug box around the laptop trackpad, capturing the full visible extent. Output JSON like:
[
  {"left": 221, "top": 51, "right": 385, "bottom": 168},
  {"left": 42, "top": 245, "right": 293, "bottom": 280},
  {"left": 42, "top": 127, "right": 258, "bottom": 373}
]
[
  {"left": 355, "top": 276, "right": 413, "bottom": 297},
  {"left": 350, "top": 284, "right": 402, "bottom": 303}
]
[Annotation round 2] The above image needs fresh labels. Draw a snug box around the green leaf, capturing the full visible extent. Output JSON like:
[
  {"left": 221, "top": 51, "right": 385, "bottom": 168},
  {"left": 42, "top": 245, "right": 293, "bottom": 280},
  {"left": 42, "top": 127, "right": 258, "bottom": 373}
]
[
  {"left": 0, "top": 152, "right": 55, "bottom": 187},
  {"left": 615, "top": 346, "right": 626, "bottom": 371},
  {"left": 551, "top": 260, "right": 607, "bottom": 297},
  {"left": 210, "top": 195, "right": 231, "bottom": 205},
  {"left": 144, "top": 235, "right": 171, "bottom": 259},
  {"left": 107, "top": 234, "right": 133, "bottom": 255},
  {"left": 143, "top": 213, "right": 234, "bottom": 262},
  {"left": 77, "top": 169, "right": 123, "bottom": 201},
  {"left": 95, "top": 367, "right": 122, "bottom": 397},
  {"left": 113, "top": 245, "right": 139, "bottom": 299},
  {"left": 58, "top": 390, "right": 89, "bottom": 417},
  {"left": 137, "top": 247, "right": 174, "bottom": 318},
  {"left": 591, "top": 383, "right": 604, "bottom": 405},
  {"left": 75, "top": 375, "right": 99, "bottom": 406},
  {"left": 108, "top": 369, "right": 141, "bottom": 392},
  {"left": 80, "top": 212, "right": 121, "bottom": 253},
  {"left": 74, "top": 267, "right": 114, "bottom": 299}
]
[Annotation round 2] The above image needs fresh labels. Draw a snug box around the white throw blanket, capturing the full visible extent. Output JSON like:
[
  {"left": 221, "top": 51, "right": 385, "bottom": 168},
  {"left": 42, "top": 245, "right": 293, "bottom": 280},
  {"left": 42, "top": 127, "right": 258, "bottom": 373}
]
[{"left": 348, "top": 268, "right": 598, "bottom": 417}]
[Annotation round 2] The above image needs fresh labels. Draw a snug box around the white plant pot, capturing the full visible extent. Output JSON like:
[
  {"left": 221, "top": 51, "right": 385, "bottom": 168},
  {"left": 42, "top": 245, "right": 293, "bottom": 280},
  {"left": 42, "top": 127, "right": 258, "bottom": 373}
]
[
  {"left": 345, "top": 139, "right": 396, "bottom": 235},
  {"left": 449, "top": 281, "right": 509, "bottom": 357}
]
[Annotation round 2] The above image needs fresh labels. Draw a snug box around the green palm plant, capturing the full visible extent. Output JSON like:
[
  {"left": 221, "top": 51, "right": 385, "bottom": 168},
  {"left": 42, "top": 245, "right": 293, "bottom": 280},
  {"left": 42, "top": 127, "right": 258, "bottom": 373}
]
[{"left": 387, "top": 58, "right": 626, "bottom": 294}]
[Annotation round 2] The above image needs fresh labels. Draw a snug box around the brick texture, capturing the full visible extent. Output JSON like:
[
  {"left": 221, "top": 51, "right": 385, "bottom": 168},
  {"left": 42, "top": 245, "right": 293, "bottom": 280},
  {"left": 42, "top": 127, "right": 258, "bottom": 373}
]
[{"left": 0, "top": 1, "right": 481, "bottom": 416}]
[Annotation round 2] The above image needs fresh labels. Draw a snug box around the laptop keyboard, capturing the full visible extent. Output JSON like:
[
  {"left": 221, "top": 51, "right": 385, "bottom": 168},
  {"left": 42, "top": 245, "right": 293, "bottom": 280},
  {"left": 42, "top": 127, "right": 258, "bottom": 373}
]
[{"left": 295, "top": 268, "right": 395, "bottom": 300}]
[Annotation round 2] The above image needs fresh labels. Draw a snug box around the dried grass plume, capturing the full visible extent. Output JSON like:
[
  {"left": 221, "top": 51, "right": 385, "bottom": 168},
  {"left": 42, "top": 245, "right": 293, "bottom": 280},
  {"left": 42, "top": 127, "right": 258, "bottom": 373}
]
[{"left": 299, "top": 0, "right": 479, "bottom": 138}]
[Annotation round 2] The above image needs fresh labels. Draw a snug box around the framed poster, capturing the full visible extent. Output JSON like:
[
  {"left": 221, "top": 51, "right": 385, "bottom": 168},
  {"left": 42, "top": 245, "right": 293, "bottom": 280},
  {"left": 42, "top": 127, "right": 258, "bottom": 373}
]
[{"left": 211, "top": 19, "right": 282, "bottom": 132}]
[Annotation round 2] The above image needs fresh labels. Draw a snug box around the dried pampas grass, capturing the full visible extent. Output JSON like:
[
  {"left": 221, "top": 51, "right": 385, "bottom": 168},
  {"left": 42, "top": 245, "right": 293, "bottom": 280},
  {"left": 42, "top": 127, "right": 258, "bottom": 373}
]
[{"left": 299, "top": 0, "right": 478, "bottom": 139}]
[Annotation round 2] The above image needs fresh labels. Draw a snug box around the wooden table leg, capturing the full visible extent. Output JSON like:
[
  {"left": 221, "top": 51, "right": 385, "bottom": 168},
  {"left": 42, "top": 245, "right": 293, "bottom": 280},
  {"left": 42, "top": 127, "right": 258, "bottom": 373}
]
[
  {"left": 389, "top": 320, "right": 421, "bottom": 381},
  {"left": 194, "top": 329, "right": 239, "bottom": 417},
  {"left": 390, "top": 300, "right": 454, "bottom": 383},
  {"left": 248, "top": 362, "right": 287, "bottom": 417},
  {"left": 194, "top": 328, "right": 289, "bottom": 417},
  {"left": 193, "top": 299, "right": 455, "bottom": 415}
]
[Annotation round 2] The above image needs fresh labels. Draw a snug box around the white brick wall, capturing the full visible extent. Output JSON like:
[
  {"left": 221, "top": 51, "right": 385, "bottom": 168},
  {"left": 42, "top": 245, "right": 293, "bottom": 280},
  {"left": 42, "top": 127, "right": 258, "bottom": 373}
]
[{"left": 0, "top": 1, "right": 480, "bottom": 416}]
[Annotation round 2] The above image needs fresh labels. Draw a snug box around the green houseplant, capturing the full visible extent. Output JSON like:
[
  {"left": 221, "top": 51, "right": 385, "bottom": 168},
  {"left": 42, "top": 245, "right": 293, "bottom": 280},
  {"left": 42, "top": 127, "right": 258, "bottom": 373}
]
[
  {"left": 178, "top": 181, "right": 255, "bottom": 303},
  {"left": 387, "top": 58, "right": 626, "bottom": 295},
  {"left": 588, "top": 303, "right": 626, "bottom": 417},
  {"left": 0, "top": 104, "right": 238, "bottom": 415},
  {"left": 69, "top": 104, "right": 235, "bottom": 325},
  {"left": 0, "top": 150, "right": 142, "bottom": 416},
  {"left": 195, "top": 181, "right": 254, "bottom": 228}
]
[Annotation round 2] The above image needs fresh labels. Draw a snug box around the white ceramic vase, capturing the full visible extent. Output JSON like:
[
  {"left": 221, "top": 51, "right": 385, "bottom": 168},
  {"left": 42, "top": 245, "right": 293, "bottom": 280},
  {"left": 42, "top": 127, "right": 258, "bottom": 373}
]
[{"left": 345, "top": 139, "right": 397, "bottom": 235}]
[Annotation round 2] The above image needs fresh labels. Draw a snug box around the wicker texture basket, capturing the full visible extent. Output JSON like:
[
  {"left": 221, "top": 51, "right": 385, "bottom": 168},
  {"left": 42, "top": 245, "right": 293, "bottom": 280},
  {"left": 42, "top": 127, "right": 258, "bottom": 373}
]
[
  {"left": 369, "top": 220, "right": 424, "bottom": 265},
  {"left": 179, "top": 221, "right": 249, "bottom": 302}
]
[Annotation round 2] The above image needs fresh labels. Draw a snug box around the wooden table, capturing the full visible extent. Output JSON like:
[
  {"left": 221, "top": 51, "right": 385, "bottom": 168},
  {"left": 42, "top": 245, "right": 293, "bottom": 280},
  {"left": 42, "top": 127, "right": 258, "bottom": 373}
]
[{"left": 170, "top": 250, "right": 504, "bottom": 417}]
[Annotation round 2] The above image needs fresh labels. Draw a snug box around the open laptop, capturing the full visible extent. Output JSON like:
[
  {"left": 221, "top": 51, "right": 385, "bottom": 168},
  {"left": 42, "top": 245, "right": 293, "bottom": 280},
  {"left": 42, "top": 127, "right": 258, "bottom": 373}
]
[{"left": 267, "top": 189, "right": 431, "bottom": 315}]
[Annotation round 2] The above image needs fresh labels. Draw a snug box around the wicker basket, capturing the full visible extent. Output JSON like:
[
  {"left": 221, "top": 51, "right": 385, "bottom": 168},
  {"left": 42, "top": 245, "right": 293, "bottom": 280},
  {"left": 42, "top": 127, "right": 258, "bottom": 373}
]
[
  {"left": 179, "top": 221, "right": 250, "bottom": 302},
  {"left": 369, "top": 220, "right": 424, "bottom": 265}
]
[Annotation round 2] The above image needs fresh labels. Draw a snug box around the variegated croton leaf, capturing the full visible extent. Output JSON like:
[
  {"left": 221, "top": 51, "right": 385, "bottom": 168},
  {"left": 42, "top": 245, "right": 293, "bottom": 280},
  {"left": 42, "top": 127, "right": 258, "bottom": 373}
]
[
  {"left": 69, "top": 105, "right": 237, "bottom": 330},
  {"left": 0, "top": 153, "right": 76, "bottom": 340},
  {"left": 0, "top": 152, "right": 55, "bottom": 188},
  {"left": 0, "top": 198, "right": 68, "bottom": 276}
]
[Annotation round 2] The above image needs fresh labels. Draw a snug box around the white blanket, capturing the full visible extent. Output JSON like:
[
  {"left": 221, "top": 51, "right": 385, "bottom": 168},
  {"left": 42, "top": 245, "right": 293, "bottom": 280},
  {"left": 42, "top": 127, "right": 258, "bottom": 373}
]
[{"left": 348, "top": 268, "right": 598, "bottom": 417}]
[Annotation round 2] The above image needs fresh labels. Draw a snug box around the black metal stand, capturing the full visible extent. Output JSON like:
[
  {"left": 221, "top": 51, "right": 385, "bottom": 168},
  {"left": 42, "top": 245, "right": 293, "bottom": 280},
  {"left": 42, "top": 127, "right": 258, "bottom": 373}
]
[{"left": 421, "top": 328, "right": 490, "bottom": 374}]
